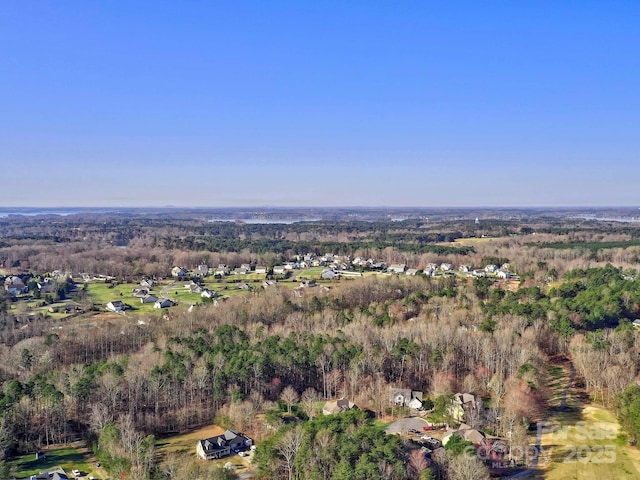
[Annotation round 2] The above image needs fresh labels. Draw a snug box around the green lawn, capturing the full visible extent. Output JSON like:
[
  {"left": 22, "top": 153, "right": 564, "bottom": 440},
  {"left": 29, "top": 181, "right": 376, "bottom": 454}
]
[
  {"left": 86, "top": 281, "right": 203, "bottom": 314},
  {"left": 86, "top": 281, "right": 158, "bottom": 313},
  {"left": 536, "top": 404, "right": 640, "bottom": 480},
  {"left": 519, "top": 361, "right": 640, "bottom": 479},
  {"left": 10, "top": 444, "right": 104, "bottom": 478},
  {"left": 296, "top": 267, "right": 325, "bottom": 280},
  {"left": 156, "top": 425, "right": 252, "bottom": 474}
]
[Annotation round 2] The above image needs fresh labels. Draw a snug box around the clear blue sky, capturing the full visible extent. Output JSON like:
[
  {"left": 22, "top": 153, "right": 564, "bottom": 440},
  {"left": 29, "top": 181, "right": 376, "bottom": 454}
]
[{"left": 1, "top": 1, "right": 639, "bottom": 207}]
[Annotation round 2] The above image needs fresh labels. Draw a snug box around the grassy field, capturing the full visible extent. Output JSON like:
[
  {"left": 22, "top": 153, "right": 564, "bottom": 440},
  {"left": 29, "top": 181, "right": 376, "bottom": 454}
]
[
  {"left": 519, "top": 360, "right": 640, "bottom": 479},
  {"left": 453, "top": 236, "right": 506, "bottom": 245},
  {"left": 10, "top": 442, "right": 107, "bottom": 479},
  {"left": 86, "top": 281, "right": 159, "bottom": 314},
  {"left": 156, "top": 425, "right": 225, "bottom": 457},
  {"left": 156, "top": 425, "right": 253, "bottom": 475},
  {"left": 533, "top": 405, "right": 640, "bottom": 479}
]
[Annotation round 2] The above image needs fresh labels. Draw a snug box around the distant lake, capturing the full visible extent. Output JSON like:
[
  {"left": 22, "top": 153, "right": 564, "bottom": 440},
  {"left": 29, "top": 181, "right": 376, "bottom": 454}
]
[
  {"left": 0, "top": 208, "right": 113, "bottom": 217},
  {"left": 208, "top": 218, "right": 320, "bottom": 224},
  {"left": 571, "top": 216, "right": 640, "bottom": 223}
]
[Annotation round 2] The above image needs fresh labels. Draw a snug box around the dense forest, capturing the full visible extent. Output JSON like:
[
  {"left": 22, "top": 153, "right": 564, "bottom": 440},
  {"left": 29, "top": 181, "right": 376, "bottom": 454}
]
[{"left": 1, "top": 210, "right": 640, "bottom": 479}]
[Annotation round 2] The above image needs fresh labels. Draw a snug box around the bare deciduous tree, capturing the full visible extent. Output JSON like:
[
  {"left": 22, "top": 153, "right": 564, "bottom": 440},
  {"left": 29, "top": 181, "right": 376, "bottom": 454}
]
[
  {"left": 280, "top": 386, "right": 299, "bottom": 415},
  {"left": 277, "top": 426, "right": 303, "bottom": 480}
]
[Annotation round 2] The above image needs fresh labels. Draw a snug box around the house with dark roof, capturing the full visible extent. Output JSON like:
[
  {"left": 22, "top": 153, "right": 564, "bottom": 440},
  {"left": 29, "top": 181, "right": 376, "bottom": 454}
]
[
  {"left": 171, "top": 266, "right": 188, "bottom": 277},
  {"left": 29, "top": 466, "right": 70, "bottom": 479},
  {"left": 141, "top": 294, "right": 158, "bottom": 304},
  {"left": 322, "top": 397, "right": 357, "bottom": 415},
  {"left": 154, "top": 299, "right": 175, "bottom": 309},
  {"left": 106, "top": 300, "right": 126, "bottom": 312},
  {"left": 390, "top": 388, "right": 424, "bottom": 410},
  {"left": 196, "top": 430, "right": 253, "bottom": 460}
]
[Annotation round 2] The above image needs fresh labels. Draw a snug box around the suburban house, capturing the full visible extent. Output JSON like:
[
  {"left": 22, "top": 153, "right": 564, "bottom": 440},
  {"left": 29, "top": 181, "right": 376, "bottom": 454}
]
[
  {"left": 321, "top": 268, "right": 337, "bottom": 280},
  {"left": 442, "top": 423, "right": 488, "bottom": 447},
  {"left": 424, "top": 267, "right": 438, "bottom": 277},
  {"left": 132, "top": 288, "right": 149, "bottom": 298},
  {"left": 273, "top": 265, "right": 287, "bottom": 275},
  {"left": 484, "top": 264, "right": 499, "bottom": 273},
  {"left": 322, "top": 397, "right": 357, "bottom": 415},
  {"left": 154, "top": 299, "right": 175, "bottom": 309},
  {"left": 4, "top": 276, "right": 27, "bottom": 295},
  {"left": 185, "top": 281, "right": 203, "bottom": 293},
  {"left": 201, "top": 289, "right": 218, "bottom": 299},
  {"left": 496, "top": 270, "right": 511, "bottom": 279},
  {"left": 233, "top": 266, "right": 249, "bottom": 275},
  {"left": 406, "top": 268, "right": 420, "bottom": 276},
  {"left": 254, "top": 265, "right": 267, "bottom": 274},
  {"left": 262, "top": 280, "right": 277, "bottom": 289},
  {"left": 195, "top": 264, "right": 210, "bottom": 277},
  {"left": 633, "top": 319, "right": 640, "bottom": 328},
  {"left": 29, "top": 466, "right": 70, "bottom": 479},
  {"left": 141, "top": 294, "right": 158, "bottom": 304},
  {"left": 196, "top": 430, "right": 253, "bottom": 460},
  {"left": 440, "top": 263, "right": 455, "bottom": 272},
  {"left": 387, "top": 264, "right": 407, "bottom": 274},
  {"left": 106, "top": 300, "right": 126, "bottom": 312},
  {"left": 37, "top": 278, "right": 57, "bottom": 293},
  {"left": 389, "top": 388, "right": 424, "bottom": 410},
  {"left": 140, "top": 279, "right": 154, "bottom": 288},
  {"left": 448, "top": 393, "right": 478, "bottom": 423},
  {"left": 171, "top": 266, "right": 188, "bottom": 277},
  {"left": 459, "top": 265, "right": 473, "bottom": 273},
  {"left": 215, "top": 265, "right": 230, "bottom": 276}
]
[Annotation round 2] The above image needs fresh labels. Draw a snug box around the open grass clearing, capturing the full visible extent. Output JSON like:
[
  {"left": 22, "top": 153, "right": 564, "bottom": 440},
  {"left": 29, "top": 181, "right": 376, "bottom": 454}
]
[
  {"left": 453, "top": 236, "right": 507, "bottom": 245},
  {"left": 156, "top": 424, "right": 225, "bottom": 457},
  {"left": 518, "top": 359, "right": 640, "bottom": 479},
  {"left": 10, "top": 442, "right": 107, "bottom": 479},
  {"left": 155, "top": 425, "right": 253, "bottom": 475},
  {"left": 533, "top": 404, "right": 640, "bottom": 480}
]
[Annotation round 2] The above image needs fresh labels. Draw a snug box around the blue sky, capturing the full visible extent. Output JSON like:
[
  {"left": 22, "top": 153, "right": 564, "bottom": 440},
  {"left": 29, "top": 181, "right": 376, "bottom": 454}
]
[{"left": 1, "top": 1, "right": 639, "bottom": 207}]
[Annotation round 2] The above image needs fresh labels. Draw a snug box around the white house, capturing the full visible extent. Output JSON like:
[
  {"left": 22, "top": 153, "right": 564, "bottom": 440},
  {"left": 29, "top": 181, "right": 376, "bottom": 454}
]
[
  {"left": 195, "top": 264, "right": 210, "bottom": 277},
  {"left": 215, "top": 265, "right": 230, "bottom": 276},
  {"left": 154, "top": 299, "right": 175, "bottom": 309},
  {"left": 171, "top": 266, "right": 188, "bottom": 277},
  {"left": 321, "top": 268, "right": 337, "bottom": 280},
  {"left": 106, "top": 300, "right": 126, "bottom": 312}
]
